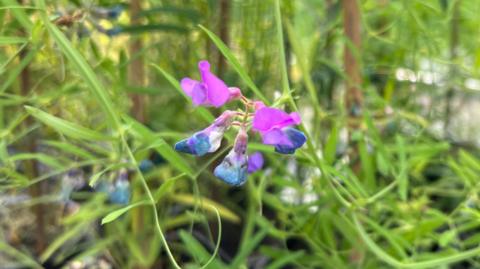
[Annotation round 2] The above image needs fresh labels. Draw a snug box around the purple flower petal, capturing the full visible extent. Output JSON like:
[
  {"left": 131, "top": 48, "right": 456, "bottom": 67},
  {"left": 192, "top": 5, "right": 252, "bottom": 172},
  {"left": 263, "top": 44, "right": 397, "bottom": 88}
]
[
  {"left": 181, "top": 60, "right": 242, "bottom": 107},
  {"left": 253, "top": 101, "right": 266, "bottom": 110},
  {"left": 261, "top": 128, "right": 292, "bottom": 146},
  {"left": 198, "top": 60, "right": 230, "bottom": 107},
  {"left": 252, "top": 107, "right": 301, "bottom": 132},
  {"left": 180, "top": 77, "right": 199, "bottom": 97},
  {"left": 248, "top": 152, "right": 264, "bottom": 173},
  {"left": 228, "top": 87, "right": 241, "bottom": 101},
  {"left": 181, "top": 78, "right": 208, "bottom": 106}
]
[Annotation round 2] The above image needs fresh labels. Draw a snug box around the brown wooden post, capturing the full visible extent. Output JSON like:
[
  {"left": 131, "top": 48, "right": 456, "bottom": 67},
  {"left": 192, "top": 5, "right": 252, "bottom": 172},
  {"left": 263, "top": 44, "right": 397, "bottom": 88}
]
[
  {"left": 343, "top": 0, "right": 363, "bottom": 117},
  {"left": 129, "top": 0, "right": 146, "bottom": 123}
]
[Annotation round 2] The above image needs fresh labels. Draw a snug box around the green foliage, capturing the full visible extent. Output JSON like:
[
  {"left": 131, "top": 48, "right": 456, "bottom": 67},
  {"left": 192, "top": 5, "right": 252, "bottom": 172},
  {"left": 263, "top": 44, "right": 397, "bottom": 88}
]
[{"left": 2, "top": 0, "right": 480, "bottom": 268}]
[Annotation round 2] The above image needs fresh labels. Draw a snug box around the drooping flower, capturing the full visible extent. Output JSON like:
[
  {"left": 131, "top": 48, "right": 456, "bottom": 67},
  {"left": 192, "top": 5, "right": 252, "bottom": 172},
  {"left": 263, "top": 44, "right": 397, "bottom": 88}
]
[
  {"left": 214, "top": 129, "right": 248, "bottom": 186},
  {"left": 181, "top": 60, "right": 240, "bottom": 107},
  {"left": 247, "top": 152, "right": 264, "bottom": 174},
  {"left": 60, "top": 169, "right": 85, "bottom": 202},
  {"left": 95, "top": 169, "right": 131, "bottom": 205},
  {"left": 175, "top": 110, "right": 236, "bottom": 156},
  {"left": 252, "top": 107, "right": 306, "bottom": 154},
  {"left": 109, "top": 170, "right": 130, "bottom": 205}
]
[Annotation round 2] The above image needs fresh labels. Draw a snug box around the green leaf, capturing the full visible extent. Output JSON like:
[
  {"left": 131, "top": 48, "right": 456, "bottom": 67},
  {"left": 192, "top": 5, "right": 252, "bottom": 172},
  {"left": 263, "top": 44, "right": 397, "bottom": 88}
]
[
  {"left": 0, "top": 44, "right": 39, "bottom": 92},
  {"left": 9, "top": 153, "right": 63, "bottom": 169},
  {"left": 101, "top": 201, "right": 149, "bottom": 225},
  {"left": 25, "top": 106, "right": 113, "bottom": 141},
  {"left": 41, "top": 140, "right": 96, "bottom": 160},
  {"left": 229, "top": 228, "right": 268, "bottom": 269},
  {"left": 265, "top": 250, "right": 305, "bottom": 269},
  {"left": 324, "top": 122, "right": 339, "bottom": 165},
  {"left": 0, "top": 36, "right": 27, "bottom": 45}
]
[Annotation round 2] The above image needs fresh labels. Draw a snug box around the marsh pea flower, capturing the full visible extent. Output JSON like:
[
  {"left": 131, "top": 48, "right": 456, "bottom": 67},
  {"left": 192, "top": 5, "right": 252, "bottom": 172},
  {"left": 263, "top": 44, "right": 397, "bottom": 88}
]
[
  {"left": 175, "top": 110, "right": 236, "bottom": 156},
  {"left": 95, "top": 169, "right": 130, "bottom": 205},
  {"left": 181, "top": 60, "right": 241, "bottom": 107},
  {"left": 214, "top": 128, "right": 249, "bottom": 186},
  {"left": 174, "top": 60, "right": 307, "bottom": 186},
  {"left": 252, "top": 106, "right": 306, "bottom": 154},
  {"left": 109, "top": 169, "right": 130, "bottom": 205}
]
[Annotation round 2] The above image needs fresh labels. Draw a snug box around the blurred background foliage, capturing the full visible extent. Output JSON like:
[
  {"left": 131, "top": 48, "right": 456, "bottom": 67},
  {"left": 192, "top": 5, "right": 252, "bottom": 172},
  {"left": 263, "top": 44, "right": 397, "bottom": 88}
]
[{"left": 2, "top": 0, "right": 480, "bottom": 268}]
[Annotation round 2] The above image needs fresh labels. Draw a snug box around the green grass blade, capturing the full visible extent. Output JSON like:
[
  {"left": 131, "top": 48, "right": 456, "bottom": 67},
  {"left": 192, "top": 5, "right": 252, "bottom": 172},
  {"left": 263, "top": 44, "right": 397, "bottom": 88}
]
[
  {"left": 101, "top": 201, "right": 149, "bottom": 225},
  {"left": 229, "top": 228, "right": 268, "bottom": 269},
  {"left": 25, "top": 106, "right": 113, "bottom": 141},
  {"left": 41, "top": 140, "right": 97, "bottom": 160},
  {"left": 273, "top": 0, "right": 289, "bottom": 96},
  {"left": 0, "top": 44, "right": 39, "bottom": 93},
  {"left": 0, "top": 36, "right": 27, "bottom": 45},
  {"left": 265, "top": 250, "right": 305, "bottom": 269}
]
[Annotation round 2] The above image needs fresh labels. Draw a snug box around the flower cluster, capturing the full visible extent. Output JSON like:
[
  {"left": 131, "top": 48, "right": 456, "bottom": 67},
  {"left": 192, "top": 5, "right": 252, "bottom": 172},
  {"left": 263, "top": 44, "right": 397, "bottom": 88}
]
[{"left": 175, "top": 60, "right": 306, "bottom": 186}]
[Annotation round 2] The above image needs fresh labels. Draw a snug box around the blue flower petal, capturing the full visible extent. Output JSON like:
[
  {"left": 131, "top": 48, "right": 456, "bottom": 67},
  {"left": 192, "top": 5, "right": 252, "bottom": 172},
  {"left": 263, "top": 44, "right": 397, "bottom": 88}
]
[
  {"left": 109, "top": 176, "right": 130, "bottom": 205},
  {"left": 174, "top": 133, "right": 211, "bottom": 156},
  {"left": 214, "top": 130, "right": 248, "bottom": 186},
  {"left": 274, "top": 128, "right": 306, "bottom": 154},
  {"left": 214, "top": 157, "right": 248, "bottom": 186},
  {"left": 174, "top": 138, "right": 193, "bottom": 153}
]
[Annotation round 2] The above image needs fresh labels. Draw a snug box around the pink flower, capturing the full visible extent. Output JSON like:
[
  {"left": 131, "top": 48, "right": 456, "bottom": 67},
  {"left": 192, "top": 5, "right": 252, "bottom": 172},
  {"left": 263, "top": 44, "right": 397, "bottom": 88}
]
[
  {"left": 180, "top": 60, "right": 240, "bottom": 107},
  {"left": 252, "top": 107, "right": 306, "bottom": 154}
]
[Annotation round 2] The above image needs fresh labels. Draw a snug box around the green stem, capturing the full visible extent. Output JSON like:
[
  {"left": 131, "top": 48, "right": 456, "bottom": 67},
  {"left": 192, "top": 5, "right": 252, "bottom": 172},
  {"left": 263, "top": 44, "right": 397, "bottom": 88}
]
[{"left": 122, "top": 135, "right": 182, "bottom": 269}]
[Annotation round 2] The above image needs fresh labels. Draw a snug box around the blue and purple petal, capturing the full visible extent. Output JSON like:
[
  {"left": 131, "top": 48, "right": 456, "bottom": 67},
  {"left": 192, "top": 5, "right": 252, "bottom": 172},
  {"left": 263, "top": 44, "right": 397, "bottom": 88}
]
[
  {"left": 175, "top": 111, "right": 236, "bottom": 156},
  {"left": 214, "top": 129, "right": 248, "bottom": 186},
  {"left": 252, "top": 106, "right": 306, "bottom": 154},
  {"left": 273, "top": 128, "right": 307, "bottom": 154}
]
